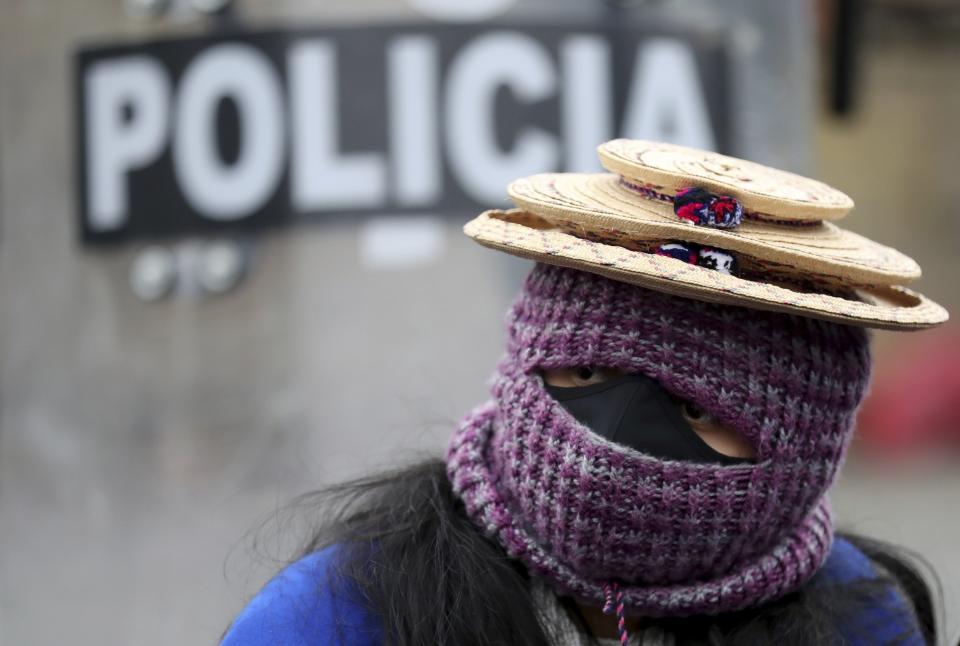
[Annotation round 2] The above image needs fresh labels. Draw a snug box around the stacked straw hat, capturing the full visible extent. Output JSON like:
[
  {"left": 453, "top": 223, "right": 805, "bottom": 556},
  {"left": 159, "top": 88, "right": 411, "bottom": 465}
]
[{"left": 464, "top": 139, "right": 948, "bottom": 330}]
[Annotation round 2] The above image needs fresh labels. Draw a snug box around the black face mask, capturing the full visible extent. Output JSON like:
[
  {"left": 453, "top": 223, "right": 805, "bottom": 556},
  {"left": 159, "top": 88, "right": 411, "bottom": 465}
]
[{"left": 543, "top": 374, "right": 752, "bottom": 465}]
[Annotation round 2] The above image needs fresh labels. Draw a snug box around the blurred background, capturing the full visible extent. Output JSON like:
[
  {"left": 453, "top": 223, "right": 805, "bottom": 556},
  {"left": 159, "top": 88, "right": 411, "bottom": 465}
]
[{"left": 1, "top": 0, "right": 958, "bottom": 644}]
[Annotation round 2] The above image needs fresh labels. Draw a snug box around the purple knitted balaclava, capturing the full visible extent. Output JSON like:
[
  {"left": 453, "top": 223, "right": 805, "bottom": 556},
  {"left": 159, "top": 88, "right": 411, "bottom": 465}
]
[{"left": 446, "top": 263, "right": 872, "bottom": 617}]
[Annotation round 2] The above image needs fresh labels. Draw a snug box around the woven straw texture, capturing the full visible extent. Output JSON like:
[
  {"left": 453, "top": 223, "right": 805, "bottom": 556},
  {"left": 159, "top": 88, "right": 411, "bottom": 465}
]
[
  {"left": 446, "top": 264, "right": 873, "bottom": 616},
  {"left": 466, "top": 210, "right": 946, "bottom": 330},
  {"left": 599, "top": 139, "right": 853, "bottom": 221},
  {"left": 464, "top": 138, "right": 948, "bottom": 330},
  {"left": 508, "top": 173, "right": 921, "bottom": 285}
]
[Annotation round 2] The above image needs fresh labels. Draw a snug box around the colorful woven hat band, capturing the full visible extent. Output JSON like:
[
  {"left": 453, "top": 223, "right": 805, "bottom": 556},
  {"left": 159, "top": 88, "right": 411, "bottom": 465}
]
[
  {"left": 616, "top": 178, "right": 813, "bottom": 278},
  {"left": 618, "top": 179, "right": 818, "bottom": 229},
  {"left": 446, "top": 263, "right": 873, "bottom": 616}
]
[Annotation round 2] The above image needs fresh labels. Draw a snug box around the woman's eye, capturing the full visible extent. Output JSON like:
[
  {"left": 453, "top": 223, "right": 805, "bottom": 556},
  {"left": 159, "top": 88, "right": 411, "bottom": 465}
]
[
  {"left": 681, "top": 401, "right": 713, "bottom": 423},
  {"left": 575, "top": 367, "right": 595, "bottom": 382},
  {"left": 571, "top": 367, "right": 611, "bottom": 386}
]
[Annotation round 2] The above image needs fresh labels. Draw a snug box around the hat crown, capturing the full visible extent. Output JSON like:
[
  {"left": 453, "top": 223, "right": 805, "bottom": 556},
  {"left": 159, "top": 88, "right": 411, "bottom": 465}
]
[{"left": 599, "top": 139, "right": 854, "bottom": 222}]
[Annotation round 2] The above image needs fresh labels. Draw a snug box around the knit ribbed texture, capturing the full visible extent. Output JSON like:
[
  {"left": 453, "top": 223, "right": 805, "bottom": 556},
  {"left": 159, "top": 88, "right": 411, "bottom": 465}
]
[{"left": 446, "top": 263, "right": 872, "bottom": 616}]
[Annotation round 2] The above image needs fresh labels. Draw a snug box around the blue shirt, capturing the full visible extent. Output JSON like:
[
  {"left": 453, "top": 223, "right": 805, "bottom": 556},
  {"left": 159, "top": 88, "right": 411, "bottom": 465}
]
[{"left": 221, "top": 538, "right": 923, "bottom": 645}]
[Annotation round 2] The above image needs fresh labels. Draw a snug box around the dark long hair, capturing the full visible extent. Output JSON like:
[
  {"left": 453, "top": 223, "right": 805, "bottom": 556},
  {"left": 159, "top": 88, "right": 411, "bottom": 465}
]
[{"left": 255, "top": 458, "right": 941, "bottom": 646}]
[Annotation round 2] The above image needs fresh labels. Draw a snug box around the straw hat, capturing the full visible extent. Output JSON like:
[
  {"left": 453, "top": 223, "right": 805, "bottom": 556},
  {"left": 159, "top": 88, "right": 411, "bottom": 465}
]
[{"left": 464, "top": 139, "right": 948, "bottom": 330}]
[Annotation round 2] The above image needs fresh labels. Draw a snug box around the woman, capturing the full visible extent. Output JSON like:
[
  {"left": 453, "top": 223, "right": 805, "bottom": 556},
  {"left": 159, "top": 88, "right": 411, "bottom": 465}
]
[{"left": 221, "top": 140, "right": 946, "bottom": 645}]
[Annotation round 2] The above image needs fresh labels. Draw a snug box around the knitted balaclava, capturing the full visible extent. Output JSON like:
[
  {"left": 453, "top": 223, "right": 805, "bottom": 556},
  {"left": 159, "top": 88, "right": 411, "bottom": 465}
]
[{"left": 446, "top": 263, "right": 872, "bottom": 617}]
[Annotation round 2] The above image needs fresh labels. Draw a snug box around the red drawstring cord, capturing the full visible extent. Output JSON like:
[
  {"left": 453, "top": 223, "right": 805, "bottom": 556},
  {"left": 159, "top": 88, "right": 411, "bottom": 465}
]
[{"left": 602, "top": 581, "right": 629, "bottom": 645}]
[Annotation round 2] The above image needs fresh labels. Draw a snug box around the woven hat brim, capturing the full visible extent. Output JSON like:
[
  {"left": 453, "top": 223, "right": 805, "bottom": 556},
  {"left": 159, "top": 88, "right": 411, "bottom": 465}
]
[
  {"left": 599, "top": 139, "right": 855, "bottom": 221},
  {"left": 465, "top": 210, "right": 949, "bottom": 331},
  {"left": 508, "top": 173, "right": 921, "bottom": 286}
]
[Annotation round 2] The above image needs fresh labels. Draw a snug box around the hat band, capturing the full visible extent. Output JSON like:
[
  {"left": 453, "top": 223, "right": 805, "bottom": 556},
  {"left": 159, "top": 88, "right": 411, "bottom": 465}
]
[
  {"left": 618, "top": 178, "right": 821, "bottom": 228},
  {"left": 655, "top": 241, "right": 737, "bottom": 275}
]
